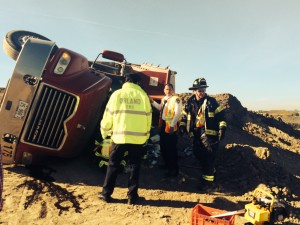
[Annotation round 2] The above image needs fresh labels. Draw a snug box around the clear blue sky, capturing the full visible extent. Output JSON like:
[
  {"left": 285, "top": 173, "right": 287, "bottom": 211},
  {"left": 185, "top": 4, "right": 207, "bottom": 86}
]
[{"left": 0, "top": 0, "right": 299, "bottom": 111}]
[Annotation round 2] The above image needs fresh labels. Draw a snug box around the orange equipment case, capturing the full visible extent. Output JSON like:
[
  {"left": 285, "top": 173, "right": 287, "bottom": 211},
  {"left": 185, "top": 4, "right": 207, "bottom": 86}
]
[{"left": 191, "top": 204, "right": 235, "bottom": 225}]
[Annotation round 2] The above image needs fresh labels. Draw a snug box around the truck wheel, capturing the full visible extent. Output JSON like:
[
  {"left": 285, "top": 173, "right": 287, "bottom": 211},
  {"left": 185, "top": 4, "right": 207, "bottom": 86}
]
[{"left": 3, "top": 30, "right": 53, "bottom": 60}]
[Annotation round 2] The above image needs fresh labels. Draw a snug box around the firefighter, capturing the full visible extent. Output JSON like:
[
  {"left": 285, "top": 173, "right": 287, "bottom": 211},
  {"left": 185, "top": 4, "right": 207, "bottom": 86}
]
[
  {"left": 99, "top": 73, "right": 152, "bottom": 205},
  {"left": 150, "top": 83, "right": 182, "bottom": 178},
  {"left": 179, "top": 77, "right": 227, "bottom": 191}
]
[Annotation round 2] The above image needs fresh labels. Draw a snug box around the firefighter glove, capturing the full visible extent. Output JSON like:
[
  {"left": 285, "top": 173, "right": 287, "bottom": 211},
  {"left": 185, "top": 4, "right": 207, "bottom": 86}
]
[
  {"left": 179, "top": 125, "right": 186, "bottom": 135},
  {"left": 218, "top": 129, "right": 226, "bottom": 141}
]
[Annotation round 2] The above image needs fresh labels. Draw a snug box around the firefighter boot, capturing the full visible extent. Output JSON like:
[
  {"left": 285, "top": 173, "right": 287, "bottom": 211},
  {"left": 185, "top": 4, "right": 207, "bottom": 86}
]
[
  {"left": 197, "top": 179, "right": 216, "bottom": 193},
  {"left": 128, "top": 195, "right": 140, "bottom": 205},
  {"left": 99, "top": 193, "right": 114, "bottom": 203}
]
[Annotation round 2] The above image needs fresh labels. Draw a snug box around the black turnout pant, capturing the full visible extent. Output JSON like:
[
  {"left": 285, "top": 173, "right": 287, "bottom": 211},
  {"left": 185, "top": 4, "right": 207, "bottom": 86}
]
[
  {"left": 102, "top": 143, "right": 143, "bottom": 199},
  {"left": 193, "top": 130, "right": 219, "bottom": 180}
]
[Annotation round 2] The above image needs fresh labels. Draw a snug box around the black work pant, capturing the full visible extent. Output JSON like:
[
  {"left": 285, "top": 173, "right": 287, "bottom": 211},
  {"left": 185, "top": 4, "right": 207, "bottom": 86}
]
[
  {"left": 160, "top": 121, "right": 179, "bottom": 174},
  {"left": 193, "top": 131, "right": 219, "bottom": 180},
  {"left": 102, "top": 143, "right": 143, "bottom": 199}
]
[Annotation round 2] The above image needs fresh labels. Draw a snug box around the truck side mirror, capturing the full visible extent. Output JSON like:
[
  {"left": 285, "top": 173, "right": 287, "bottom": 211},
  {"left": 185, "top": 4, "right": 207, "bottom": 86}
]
[{"left": 102, "top": 50, "right": 125, "bottom": 62}]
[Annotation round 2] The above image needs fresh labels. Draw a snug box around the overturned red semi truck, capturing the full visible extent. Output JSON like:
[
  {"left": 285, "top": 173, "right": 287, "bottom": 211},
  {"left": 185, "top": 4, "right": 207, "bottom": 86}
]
[{"left": 0, "top": 30, "right": 176, "bottom": 164}]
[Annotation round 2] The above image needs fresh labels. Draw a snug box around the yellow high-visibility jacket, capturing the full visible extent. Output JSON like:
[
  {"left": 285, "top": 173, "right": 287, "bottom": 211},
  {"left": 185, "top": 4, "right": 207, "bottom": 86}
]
[{"left": 100, "top": 82, "right": 152, "bottom": 144}]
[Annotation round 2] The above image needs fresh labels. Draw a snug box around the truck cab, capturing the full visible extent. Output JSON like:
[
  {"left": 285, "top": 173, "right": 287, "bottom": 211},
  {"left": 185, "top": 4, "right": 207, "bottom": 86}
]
[{"left": 0, "top": 30, "right": 176, "bottom": 165}]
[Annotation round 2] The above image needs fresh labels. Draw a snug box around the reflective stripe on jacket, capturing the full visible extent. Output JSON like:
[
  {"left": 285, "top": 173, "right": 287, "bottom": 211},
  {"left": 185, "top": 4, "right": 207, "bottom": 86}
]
[
  {"left": 195, "top": 99, "right": 207, "bottom": 128},
  {"left": 100, "top": 82, "right": 152, "bottom": 144}
]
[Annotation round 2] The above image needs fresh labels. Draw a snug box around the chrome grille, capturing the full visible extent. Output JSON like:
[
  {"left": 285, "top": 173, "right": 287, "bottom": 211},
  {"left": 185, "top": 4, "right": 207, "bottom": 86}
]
[{"left": 24, "top": 85, "right": 76, "bottom": 149}]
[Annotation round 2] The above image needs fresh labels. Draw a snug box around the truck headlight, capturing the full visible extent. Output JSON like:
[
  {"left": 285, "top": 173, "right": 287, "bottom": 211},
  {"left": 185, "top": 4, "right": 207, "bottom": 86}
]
[{"left": 54, "top": 52, "right": 71, "bottom": 75}]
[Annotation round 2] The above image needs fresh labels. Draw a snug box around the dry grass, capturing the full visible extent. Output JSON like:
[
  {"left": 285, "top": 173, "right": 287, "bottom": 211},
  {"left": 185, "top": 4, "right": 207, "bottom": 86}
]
[{"left": 256, "top": 109, "right": 300, "bottom": 130}]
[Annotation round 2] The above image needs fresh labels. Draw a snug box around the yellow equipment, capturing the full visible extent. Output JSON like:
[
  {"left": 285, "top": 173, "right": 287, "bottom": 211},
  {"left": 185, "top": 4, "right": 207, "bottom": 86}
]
[
  {"left": 244, "top": 188, "right": 286, "bottom": 225},
  {"left": 94, "top": 138, "right": 127, "bottom": 170}
]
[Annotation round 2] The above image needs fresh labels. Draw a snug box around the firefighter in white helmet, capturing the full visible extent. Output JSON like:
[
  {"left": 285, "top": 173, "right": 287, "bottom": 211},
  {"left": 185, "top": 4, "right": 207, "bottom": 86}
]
[
  {"left": 99, "top": 73, "right": 152, "bottom": 205},
  {"left": 179, "top": 77, "right": 227, "bottom": 191}
]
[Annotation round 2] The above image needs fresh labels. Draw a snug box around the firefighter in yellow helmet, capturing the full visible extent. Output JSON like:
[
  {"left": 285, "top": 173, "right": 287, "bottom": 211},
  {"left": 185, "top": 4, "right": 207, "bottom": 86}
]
[
  {"left": 150, "top": 83, "right": 182, "bottom": 178},
  {"left": 179, "top": 77, "right": 227, "bottom": 191},
  {"left": 99, "top": 73, "right": 152, "bottom": 205}
]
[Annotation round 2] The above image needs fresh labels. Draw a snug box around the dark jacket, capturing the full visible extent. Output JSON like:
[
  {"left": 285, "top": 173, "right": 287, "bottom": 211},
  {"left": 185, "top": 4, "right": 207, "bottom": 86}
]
[{"left": 180, "top": 94, "right": 227, "bottom": 138}]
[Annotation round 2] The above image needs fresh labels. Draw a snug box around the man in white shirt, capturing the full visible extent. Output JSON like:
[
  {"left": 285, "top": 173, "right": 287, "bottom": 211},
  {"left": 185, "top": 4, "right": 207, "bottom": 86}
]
[{"left": 150, "top": 83, "right": 182, "bottom": 178}]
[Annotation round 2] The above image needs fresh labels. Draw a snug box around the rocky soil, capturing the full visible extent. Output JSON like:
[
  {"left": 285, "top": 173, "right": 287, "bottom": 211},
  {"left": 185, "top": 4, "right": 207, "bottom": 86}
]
[{"left": 0, "top": 91, "right": 300, "bottom": 225}]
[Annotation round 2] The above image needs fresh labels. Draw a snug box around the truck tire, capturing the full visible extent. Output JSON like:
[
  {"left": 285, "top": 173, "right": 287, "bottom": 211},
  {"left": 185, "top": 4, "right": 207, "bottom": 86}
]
[{"left": 3, "top": 30, "right": 53, "bottom": 60}]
